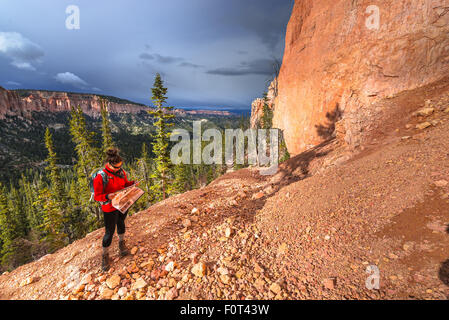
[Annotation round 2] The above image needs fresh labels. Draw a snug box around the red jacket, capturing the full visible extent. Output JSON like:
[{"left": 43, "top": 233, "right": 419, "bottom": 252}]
[{"left": 93, "top": 167, "right": 135, "bottom": 213}]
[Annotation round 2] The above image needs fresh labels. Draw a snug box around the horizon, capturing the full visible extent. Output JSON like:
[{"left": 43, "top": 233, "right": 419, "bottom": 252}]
[
  {"left": 0, "top": 0, "right": 293, "bottom": 111},
  {"left": 6, "top": 87, "right": 252, "bottom": 113}
]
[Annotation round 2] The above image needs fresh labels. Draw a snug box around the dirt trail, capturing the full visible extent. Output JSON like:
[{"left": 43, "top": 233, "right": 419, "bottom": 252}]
[{"left": 0, "top": 79, "right": 449, "bottom": 300}]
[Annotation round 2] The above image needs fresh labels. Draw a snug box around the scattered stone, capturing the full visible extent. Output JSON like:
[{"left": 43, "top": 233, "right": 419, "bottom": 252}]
[
  {"left": 401, "top": 136, "right": 411, "bottom": 140},
  {"left": 191, "top": 262, "right": 207, "bottom": 277},
  {"left": 388, "top": 253, "right": 399, "bottom": 260},
  {"left": 225, "top": 227, "right": 233, "bottom": 238},
  {"left": 165, "top": 261, "right": 176, "bottom": 272},
  {"left": 130, "top": 247, "right": 138, "bottom": 255},
  {"left": 253, "top": 192, "right": 265, "bottom": 200},
  {"left": 80, "top": 273, "right": 93, "bottom": 285},
  {"left": 277, "top": 243, "right": 288, "bottom": 255},
  {"left": 126, "top": 262, "right": 139, "bottom": 273},
  {"left": 416, "top": 122, "right": 432, "bottom": 130},
  {"left": 444, "top": 107, "right": 449, "bottom": 113},
  {"left": 73, "top": 283, "right": 85, "bottom": 294},
  {"left": 254, "top": 263, "right": 264, "bottom": 273},
  {"left": 434, "top": 180, "right": 448, "bottom": 187},
  {"left": 220, "top": 275, "right": 231, "bottom": 284},
  {"left": 191, "top": 208, "right": 199, "bottom": 215},
  {"left": 117, "top": 287, "right": 128, "bottom": 297},
  {"left": 182, "top": 219, "right": 192, "bottom": 228},
  {"left": 99, "top": 287, "right": 114, "bottom": 300},
  {"left": 414, "top": 107, "right": 434, "bottom": 117},
  {"left": 131, "top": 277, "right": 147, "bottom": 291},
  {"left": 403, "top": 243, "right": 413, "bottom": 251},
  {"left": 140, "top": 258, "right": 154, "bottom": 270},
  {"left": 20, "top": 276, "right": 39, "bottom": 287},
  {"left": 235, "top": 269, "right": 245, "bottom": 279},
  {"left": 254, "top": 278, "right": 265, "bottom": 291},
  {"left": 217, "top": 267, "right": 229, "bottom": 276},
  {"left": 63, "top": 256, "right": 74, "bottom": 265},
  {"left": 237, "top": 190, "right": 247, "bottom": 199},
  {"left": 165, "top": 287, "right": 178, "bottom": 300},
  {"left": 106, "top": 274, "right": 121, "bottom": 289},
  {"left": 323, "top": 278, "right": 336, "bottom": 290},
  {"left": 269, "top": 282, "right": 282, "bottom": 295},
  {"left": 190, "top": 252, "right": 200, "bottom": 264}
]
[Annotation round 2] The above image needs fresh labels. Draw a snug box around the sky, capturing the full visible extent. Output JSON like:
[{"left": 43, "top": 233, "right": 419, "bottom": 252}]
[{"left": 0, "top": 0, "right": 293, "bottom": 111}]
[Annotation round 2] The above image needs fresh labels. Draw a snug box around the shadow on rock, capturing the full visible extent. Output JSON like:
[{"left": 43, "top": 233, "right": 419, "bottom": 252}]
[{"left": 439, "top": 259, "right": 449, "bottom": 287}]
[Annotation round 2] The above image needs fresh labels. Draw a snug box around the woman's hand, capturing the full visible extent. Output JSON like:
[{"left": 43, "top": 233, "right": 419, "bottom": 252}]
[{"left": 107, "top": 193, "right": 116, "bottom": 200}]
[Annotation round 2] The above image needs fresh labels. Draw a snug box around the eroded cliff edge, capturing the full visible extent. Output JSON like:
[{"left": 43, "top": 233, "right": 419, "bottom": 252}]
[{"left": 258, "top": 0, "right": 449, "bottom": 155}]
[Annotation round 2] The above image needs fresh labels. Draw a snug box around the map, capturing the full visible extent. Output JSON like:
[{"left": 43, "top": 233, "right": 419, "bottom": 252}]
[{"left": 111, "top": 185, "right": 145, "bottom": 213}]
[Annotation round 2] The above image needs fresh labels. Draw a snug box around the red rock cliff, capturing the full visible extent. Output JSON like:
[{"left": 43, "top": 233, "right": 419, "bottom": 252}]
[
  {"left": 272, "top": 0, "right": 449, "bottom": 155},
  {"left": 0, "top": 87, "right": 148, "bottom": 119}
]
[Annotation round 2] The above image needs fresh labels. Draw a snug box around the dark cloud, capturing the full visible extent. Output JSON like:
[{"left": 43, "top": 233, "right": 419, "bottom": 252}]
[
  {"left": 213, "top": 0, "right": 293, "bottom": 53},
  {"left": 179, "top": 62, "right": 202, "bottom": 69},
  {"left": 139, "top": 52, "right": 183, "bottom": 64},
  {"left": 153, "top": 54, "right": 183, "bottom": 64},
  {"left": 1, "top": 0, "right": 292, "bottom": 110},
  {"left": 139, "top": 53, "right": 154, "bottom": 60},
  {"left": 206, "top": 58, "right": 278, "bottom": 77}
]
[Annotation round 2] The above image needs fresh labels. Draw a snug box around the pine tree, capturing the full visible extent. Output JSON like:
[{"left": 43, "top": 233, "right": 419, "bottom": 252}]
[
  {"left": 7, "top": 185, "right": 28, "bottom": 238},
  {"left": 148, "top": 73, "right": 175, "bottom": 201},
  {"left": 260, "top": 92, "right": 273, "bottom": 129},
  {"left": 137, "top": 143, "right": 152, "bottom": 204},
  {"left": 40, "top": 128, "right": 69, "bottom": 250},
  {"left": 69, "top": 105, "right": 102, "bottom": 225},
  {"left": 35, "top": 187, "right": 68, "bottom": 253},
  {"left": 69, "top": 106, "right": 101, "bottom": 177},
  {"left": 173, "top": 163, "right": 191, "bottom": 193},
  {"left": 45, "top": 128, "right": 66, "bottom": 207},
  {"left": 100, "top": 99, "right": 115, "bottom": 153},
  {"left": 0, "top": 182, "right": 15, "bottom": 267}
]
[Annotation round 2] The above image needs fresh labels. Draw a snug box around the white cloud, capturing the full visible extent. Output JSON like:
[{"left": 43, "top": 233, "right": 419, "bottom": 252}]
[
  {"left": 54, "top": 72, "right": 88, "bottom": 88},
  {"left": 6, "top": 81, "right": 21, "bottom": 86},
  {"left": 0, "top": 32, "right": 44, "bottom": 71}
]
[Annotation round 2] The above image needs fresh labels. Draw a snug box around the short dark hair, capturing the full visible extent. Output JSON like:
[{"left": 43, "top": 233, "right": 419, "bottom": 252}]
[{"left": 105, "top": 148, "right": 123, "bottom": 165}]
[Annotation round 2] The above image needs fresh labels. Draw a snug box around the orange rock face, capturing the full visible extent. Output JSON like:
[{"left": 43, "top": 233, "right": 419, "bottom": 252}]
[
  {"left": 0, "top": 87, "right": 148, "bottom": 119},
  {"left": 250, "top": 80, "right": 277, "bottom": 128},
  {"left": 273, "top": 0, "right": 449, "bottom": 155}
]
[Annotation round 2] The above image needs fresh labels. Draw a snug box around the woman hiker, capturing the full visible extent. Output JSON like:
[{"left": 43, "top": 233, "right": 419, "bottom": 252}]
[{"left": 93, "top": 148, "right": 139, "bottom": 271}]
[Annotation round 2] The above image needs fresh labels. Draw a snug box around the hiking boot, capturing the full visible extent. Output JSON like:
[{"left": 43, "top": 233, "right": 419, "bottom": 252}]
[
  {"left": 102, "top": 252, "right": 110, "bottom": 272},
  {"left": 119, "top": 240, "right": 129, "bottom": 257}
]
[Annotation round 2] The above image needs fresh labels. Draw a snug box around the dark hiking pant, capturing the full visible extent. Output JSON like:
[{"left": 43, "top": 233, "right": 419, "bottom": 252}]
[{"left": 102, "top": 210, "right": 127, "bottom": 248}]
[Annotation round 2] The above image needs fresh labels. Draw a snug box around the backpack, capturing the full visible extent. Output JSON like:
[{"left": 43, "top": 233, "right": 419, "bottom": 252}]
[{"left": 88, "top": 168, "right": 110, "bottom": 205}]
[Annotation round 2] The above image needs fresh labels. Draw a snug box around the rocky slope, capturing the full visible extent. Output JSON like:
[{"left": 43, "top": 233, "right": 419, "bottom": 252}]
[
  {"left": 264, "top": 0, "right": 449, "bottom": 155},
  {"left": 0, "top": 78, "right": 448, "bottom": 300}
]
